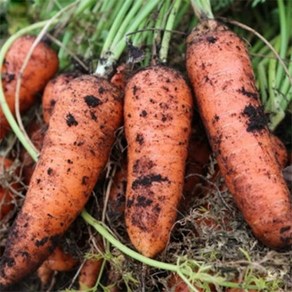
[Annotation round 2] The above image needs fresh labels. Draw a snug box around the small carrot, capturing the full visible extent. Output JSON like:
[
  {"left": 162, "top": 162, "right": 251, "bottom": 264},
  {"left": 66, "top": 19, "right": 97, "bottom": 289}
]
[
  {"left": 42, "top": 73, "right": 77, "bottom": 124},
  {"left": 0, "top": 35, "right": 58, "bottom": 139},
  {"left": 37, "top": 246, "right": 77, "bottom": 286},
  {"left": 0, "top": 75, "right": 123, "bottom": 287},
  {"left": 186, "top": 10, "right": 292, "bottom": 248},
  {"left": 36, "top": 262, "right": 54, "bottom": 287},
  {"left": 107, "top": 159, "right": 127, "bottom": 221},
  {"left": 110, "top": 64, "right": 128, "bottom": 92},
  {"left": 124, "top": 65, "right": 193, "bottom": 257},
  {"left": 182, "top": 124, "right": 211, "bottom": 205},
  {"left": 42, "top": 246, "right": 77, "bottom": 271},
  {"left": 78, "top": 235, "right": 104, "bottom": 290},
  {"left": 78, "top": 257, "right": 103, "bottom": 290}
]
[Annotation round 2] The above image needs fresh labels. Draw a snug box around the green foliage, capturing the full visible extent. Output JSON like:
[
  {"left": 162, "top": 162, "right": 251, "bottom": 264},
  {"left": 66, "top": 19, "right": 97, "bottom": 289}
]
[
  {"left": 211, "top": 0, "right": 235, "bottom": 11},
  {"left": 251, "top": 0, "right": 266, "bottom": 8}
]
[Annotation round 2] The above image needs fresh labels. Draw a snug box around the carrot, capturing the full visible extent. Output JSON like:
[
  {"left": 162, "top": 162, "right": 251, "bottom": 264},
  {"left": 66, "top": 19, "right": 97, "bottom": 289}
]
[
  {"left": 0, "top": 158, "right": 19, "bottom": 220},
  {"left": 186, "top": 17, "right": 292, "bottom": 248},
  {"left": 167, "top": 272, "right": 216, "bottom": 292},
  {"left": 36, "top": 262, "right": 54, "bottom": 287},
  {"left": 78, "top": 235, "right": 104, "bottom": 290},
  {"left": 182, "top": 124, "right": 211, "bottom": 203},
  {"left": 79, "top": 256, "right": 103, "bottom": 290},
  {"left": 124, "top": 65, "right": 193, "bottom": 257},
  {"left": 0, "top": 75, "right": 123, "bottom": 287},
  {"left": 167, "top": 273, "right": 193, "bottom": 292},
  {"left": 37, "top": 246, "right": 77, "bottom": 286},
  {"left": 0, "top": 35, "right": 58, "bottom": 139},
  {"left": 110, "top": 64, "right": 128, "bottom": 91},
  {"left": 78, "top": 257, "right": 103, "bottom": 290},
  {"left": 42, "top": 73, "right": 77, "bottom": 124},
  {"left": 107, "top": 159, "right": 127, "bottom": 221},
  {"left": 41, "top": 246, "right": 77, "bottom": 271}
]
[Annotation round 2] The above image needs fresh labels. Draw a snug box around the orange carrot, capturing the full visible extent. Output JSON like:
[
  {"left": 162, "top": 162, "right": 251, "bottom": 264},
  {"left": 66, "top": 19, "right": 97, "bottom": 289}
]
[
  {"left": 182, "top": 124, "right": 211, "bottom": 205},
  {"left": 124, "top": 65, "right": 193, "bottom": 257},
  {"left": 0, "top": 75, "right": 123, "bottom": 287},
  {"left": 78, "top": 257, "right": 103, "bottom": 290},
  {"left": 166, "top": 272, "right": 215, "bottom": 292},
  {"left": 110, "top": 64, "right": 127, "bottom": 91},
  {"left": 42, "top": 246, "right": 77, "bottom": 271},
  {"left": 37, "top": 246, "right": 77, "bottom": 286},
  {"left": 78, "top": 235, "right": 104, "bottom": 290},
  {"left": 36, "top": 262, "right": 54, "bottom": 287},
  {"left": 0, "top": 36, "right": 58, "bottom": 139},
  {"left": 186, "top": 19, "right": 292, "bottom": 248},
  {"left": 42, "top": 73, "right": 77, "bottom": 124},
  {"left": 107, "top": 159, "right": 127, "bottom": 221}
]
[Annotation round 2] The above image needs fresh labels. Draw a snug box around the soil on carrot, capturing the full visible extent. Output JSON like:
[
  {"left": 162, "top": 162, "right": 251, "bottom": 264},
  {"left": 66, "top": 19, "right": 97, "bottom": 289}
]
[
  {"left": 1, "top": 106, "right": 291, "bottom": 291},
  {"left": 1, "top": 1, "right": 291, "bottom": 291}
]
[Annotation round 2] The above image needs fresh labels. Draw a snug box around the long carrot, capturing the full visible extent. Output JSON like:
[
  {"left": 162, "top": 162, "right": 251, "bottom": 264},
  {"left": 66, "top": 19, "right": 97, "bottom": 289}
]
[
  {"left": 124, "top": 65, "right": 193, "bottom": 257},
  {"left": 0, "top": 35, "right": 58, "bottom": 139},
  {"left": 186, "top": 0, "right": 292, "bottom": 248},
  {"left": 0, "top": 75, "right": 123, "bottom": 287}
]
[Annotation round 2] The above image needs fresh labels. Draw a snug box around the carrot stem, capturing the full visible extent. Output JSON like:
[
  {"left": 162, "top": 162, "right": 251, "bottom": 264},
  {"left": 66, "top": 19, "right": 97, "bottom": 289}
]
[
  {"left": 257, "top": 60, "right": 269, "bottom": 104},
  {"left": 81, "top": 210, "right": 261, "bottom": 291},
  {"left": 110, "top": 0, "right": 143, "bottom": 52},
  {"left": 95, "top": 0, "right": 160, "bottom": 77},
  {"left": 275, "top": 0, "right": 288, "bottom": 87},
  {"left": 152, "top": 1, "right": 169, "bottom": 64},
  {"left": 81, "top": 210, "right": 178, "bottom": 272},
  {"left": 280, "top": 50, "right": 292, "bottom": 96},
  {"left": 190, "top": 0, "right": 214, "bottom": 21},
  {"left": 159, "top": 0, "right": 182, "bottom": 63},
  {"left": 95, "top": 0, "right": 133, "bottom": 76}
]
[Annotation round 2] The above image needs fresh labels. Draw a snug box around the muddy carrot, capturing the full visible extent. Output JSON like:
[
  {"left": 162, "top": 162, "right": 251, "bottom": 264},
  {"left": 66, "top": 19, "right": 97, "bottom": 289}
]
[
  {"left": 0, "top": 75, "right": 123, "bottom": 287},
  {"left": 186, "top": 0, "right": 292, "bottom": 248},
  {"left": 124, "top": 65, "right": 193, "bottom": 257},
  {"left": 0, "top": 35, "right": 58, "bottom": 139}
]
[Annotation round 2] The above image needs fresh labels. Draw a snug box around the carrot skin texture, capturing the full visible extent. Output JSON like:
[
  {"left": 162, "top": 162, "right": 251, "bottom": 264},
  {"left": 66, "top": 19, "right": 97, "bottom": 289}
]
[
  {"left": 0, "top": 75, "right": 123, "bottom": 287},
  {"left": 124, "top": 66, "right": 193, "bottom": 257},
  {"left": 0, "top": 36, "right": 58, "bottom": 138},
  {"left": 37, "top": 246, "right": 77, "bottom": 286},
  {"left": 42, "top": 73, "right": 77, "bottom": 124},
  {"left": 78, "top": 258, "right": 103, "bottom": 290},
  {"left": 186, "top": 20, "right": 292, "bottom": 248},
  {"left": 41, "top": 246, "right": 77, "bottom": 271},
  {"left": 270, "top": 134, "right": 288, "bottom": 168}
]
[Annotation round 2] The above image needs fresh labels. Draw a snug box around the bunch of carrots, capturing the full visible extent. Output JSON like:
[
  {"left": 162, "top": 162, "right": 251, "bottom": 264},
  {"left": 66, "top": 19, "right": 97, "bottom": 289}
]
[{"left": 0, "top": 0, "right": 291, "bottom": 290}]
